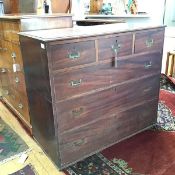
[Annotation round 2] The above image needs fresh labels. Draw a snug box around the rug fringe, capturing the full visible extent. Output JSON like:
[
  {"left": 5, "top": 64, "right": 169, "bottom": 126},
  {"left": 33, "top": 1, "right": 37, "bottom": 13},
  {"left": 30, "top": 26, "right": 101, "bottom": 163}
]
[{"left": 0, "top": 148, "right": 32, "bottom": 165}]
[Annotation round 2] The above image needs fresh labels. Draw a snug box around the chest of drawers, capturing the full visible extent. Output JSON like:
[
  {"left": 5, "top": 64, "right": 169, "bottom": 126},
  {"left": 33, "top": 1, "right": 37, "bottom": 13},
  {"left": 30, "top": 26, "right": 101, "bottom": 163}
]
[
  {"left": 0, "top": 14, "right": 72, "bottom": 132},
  {"left": 19, "top": 25, "right": 165, "bottom": 168}
]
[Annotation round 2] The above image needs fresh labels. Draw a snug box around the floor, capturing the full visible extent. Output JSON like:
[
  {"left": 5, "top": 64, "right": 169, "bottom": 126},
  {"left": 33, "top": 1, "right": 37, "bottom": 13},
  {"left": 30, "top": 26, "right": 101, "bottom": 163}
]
[{"left": 0, "top": 101, "right": 65, "bottom": 175}]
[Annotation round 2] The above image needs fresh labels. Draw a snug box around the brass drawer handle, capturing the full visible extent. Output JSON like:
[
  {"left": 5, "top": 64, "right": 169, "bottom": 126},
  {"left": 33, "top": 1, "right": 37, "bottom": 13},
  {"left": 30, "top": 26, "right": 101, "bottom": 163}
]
[
  {"left": 145, "top": 38, "right": 154, "bottom": 48},
  {"left": 111, "top": 42, "right": 121, "bottom": 54},
  {"left": 73, "top": 138, "right": 86, "bottom": 147},
  {"left": 4, "top": 90, "right": 9, "bottom": 95},
  {"left": 1, "top": 68, "right": 6, "bottom": 73},
  {"left": 72, "top": 107, "right": 84, "bottom": 118},
  {"left": 143, "top": 87, "right": 152, "bottom": 93},
  {"left": 3, "top": 48, "right": 7, "bottom": 51},
  {"left": 15, "top": 77, "right": 20, "bottom": 83},
  {"left": 68, "top": 51, "right": 80, "bottom": 60},
  {"left": 111, "top": 41, "right": 121, "bottom": 68},
  {"left": 70, "top": 79, "right": 82, "bottom": 87},
  {"left": 11, "top": 52, "right": 16, "bottom": 59},
  {"left": 18, "top": 103, "right": 23, "bottom": 109},
  {"left": 144, "top": 61, "right": 152, "bottom": 69}
]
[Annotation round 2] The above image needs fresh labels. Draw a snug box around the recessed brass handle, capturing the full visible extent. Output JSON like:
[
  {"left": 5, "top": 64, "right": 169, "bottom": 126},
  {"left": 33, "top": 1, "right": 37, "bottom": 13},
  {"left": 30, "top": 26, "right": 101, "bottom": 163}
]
[
  {"left": 73, "top": 138, "right": 86, "bottom": 147},
  {"left": 143, "top": 87, "right": 152, "bottom": 93},
  {"left": 144, "top": 61, "right": 152, "bottom": 69},
  {"left": 68, "top": 51, "right": 80, "bottom": 60},
  {"left": 18, "top": 103, "right": 23, "bottom": 109},
  {"left": 70, "top": 79, "right": 82, "bottom": 87},
  {"left": 111, "top": 41, "right": 121, "bottom": 68},
  {"left": 15, "top": 77, "right": 20, "bottom": 83},
  {"left": 72, "top": 107, "right": 84, "bottom": 118},
  {"left": 3, "top": 48, "right": 7, "bottom": 51},
  {"left": 145, "top": 38, "right": 154, "bottom": 48},
  {"left": 11, "top": 52, "right": 16, "bottom": 59},
  {"left": 4, "top": 90, "right": 9, "bottom": 95},
  {"left": 111, "top": 42, "right": 121, "bottom": 54},
  {"left": 1, "top": 68, "right": 6, "bottom": 73}
]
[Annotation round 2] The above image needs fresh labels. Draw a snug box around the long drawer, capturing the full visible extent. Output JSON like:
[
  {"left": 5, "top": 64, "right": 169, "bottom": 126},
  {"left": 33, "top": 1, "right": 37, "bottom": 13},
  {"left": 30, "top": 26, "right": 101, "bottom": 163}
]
[
  {"left": 56, "top": 75, "right": 160, "bottom": 133},
  {"left": 59, "top": 99, "right": 158, "bottom": 167},
  {"left": 53, "top": 52, "right": 162, "bottom": 101}
]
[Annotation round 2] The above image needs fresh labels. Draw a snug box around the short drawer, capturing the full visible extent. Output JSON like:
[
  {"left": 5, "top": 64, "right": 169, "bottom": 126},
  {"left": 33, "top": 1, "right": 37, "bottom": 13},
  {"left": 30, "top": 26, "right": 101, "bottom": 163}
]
[
  {"left": 134, "top": 29, "right": 165, "bottom": 54},
  {"left": 98, "top": 34, "right": 133, "bottom": 61},
  {"left": 56, "top": 75, "right": 160, "bottom": 133},
  {"left": 51, "top": 40, "right": 96, "bottom": 70},
  {"left": 59, "top": 99, "right": 158, "bottom": 166},
  {"left": 53, "top": 52, "right": 162, "bottom": 101}
]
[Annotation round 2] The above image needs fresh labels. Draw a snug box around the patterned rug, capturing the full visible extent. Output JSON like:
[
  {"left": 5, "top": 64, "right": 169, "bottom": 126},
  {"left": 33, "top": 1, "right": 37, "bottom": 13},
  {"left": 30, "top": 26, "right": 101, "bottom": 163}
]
[
  {"left": 9, "top": 164, "right": 37, "bottom": 175},
  {"left": 0, "top": 117, "right": 29, "bottom": 164},
  {"left": 64, "top": 74, "right": 175, "bottom": 175}
]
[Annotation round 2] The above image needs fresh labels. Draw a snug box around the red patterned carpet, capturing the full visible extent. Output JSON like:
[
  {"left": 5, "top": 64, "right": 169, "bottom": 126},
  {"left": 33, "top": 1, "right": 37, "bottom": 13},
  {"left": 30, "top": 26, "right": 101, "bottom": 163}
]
[
  {"left": 64, "top": 75, "right": 175, "bottom": 175},
  {"left": 102, "top": 131, "right": 175, "bottom": 175}
]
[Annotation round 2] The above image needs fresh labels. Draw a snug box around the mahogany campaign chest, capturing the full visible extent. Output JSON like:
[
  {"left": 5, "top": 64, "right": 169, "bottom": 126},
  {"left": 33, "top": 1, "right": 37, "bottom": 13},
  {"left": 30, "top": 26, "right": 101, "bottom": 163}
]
[{"left": 19, "top": 25, "right": 165, "bottom": 168}]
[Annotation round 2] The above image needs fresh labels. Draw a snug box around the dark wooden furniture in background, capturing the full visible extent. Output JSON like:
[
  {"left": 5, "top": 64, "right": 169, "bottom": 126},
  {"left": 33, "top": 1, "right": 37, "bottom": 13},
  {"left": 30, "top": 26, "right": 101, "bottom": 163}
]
[
  {"left": 0, "top": 14, "right": 72, "bottom": 132},
  {"left": 19, "top": 25, "right": 165, "bottom": 168},
  {"left": 166, "top": 51, "right": 175, "bottom": 77}
]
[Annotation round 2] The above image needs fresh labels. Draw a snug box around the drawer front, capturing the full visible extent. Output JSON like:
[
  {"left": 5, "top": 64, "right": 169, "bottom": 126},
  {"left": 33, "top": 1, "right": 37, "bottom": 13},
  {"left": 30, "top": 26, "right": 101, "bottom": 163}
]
[
  {"left": 0, "top": 67, "right": 15, "bottom": 95},
  {"left": 135, "top": 29, "right": 165, "bottom": 54},
  {"left": 11, "top": 43, "right": 24, "bottom": 72},
  {"left": 1, "top": 40, "right": 13, "bottom": 68},
  {"left": 13, "top": 90, "right": 30, "bottom": 123},
  {"left": 13, "top": 72, "right": 27, "bottom": 95},
  {"left": 53, "top": 52, "right": 162, "bottom": 101},
  {"left": 51, "top": 40, "right": 96, "bottom": 70},
  {"left": 59, "top": 99, "right": 158, "bottom": 166},
  {"left": 56, "top": 75, "right": 160, "bottom": 133},
  {"left": 98, "top": 34, "right": 133, "bottom": 61},
  {"left": 2, "top": 21, "right": 20, "bottom": 42}
]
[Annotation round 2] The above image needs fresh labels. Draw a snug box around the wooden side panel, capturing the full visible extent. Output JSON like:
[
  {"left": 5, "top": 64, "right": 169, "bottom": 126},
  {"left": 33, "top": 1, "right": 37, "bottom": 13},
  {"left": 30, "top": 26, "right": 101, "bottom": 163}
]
[
  {"left": 135, "top": 29, "right": 165, "bottom": 54},
  {"left": 56, "top": 75, "right": 160, "bottom": 132},
  {"left": 59, "top": 99, "right": 158, "bottom": 167},
  {"left": 19, "top": 35, "right": 61, "bottom": 166},
  {"left": 53, "top": 52, "right": 162, "bottom": 101},
  {"left": 51, "top": 40, "right": 96, "bottom": 70}
]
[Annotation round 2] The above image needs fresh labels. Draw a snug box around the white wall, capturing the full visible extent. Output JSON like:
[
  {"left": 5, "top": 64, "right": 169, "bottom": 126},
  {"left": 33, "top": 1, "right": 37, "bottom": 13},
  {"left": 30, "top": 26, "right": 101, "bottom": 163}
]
[
  {"left": 72, "top": 0, "right": 165, "bottom": 25},
  {"left": 137, "top": 0, "right": 165, "bottom": 25},
  {"left": 164, "top": 0, "right": 175, "bottom": 26}
]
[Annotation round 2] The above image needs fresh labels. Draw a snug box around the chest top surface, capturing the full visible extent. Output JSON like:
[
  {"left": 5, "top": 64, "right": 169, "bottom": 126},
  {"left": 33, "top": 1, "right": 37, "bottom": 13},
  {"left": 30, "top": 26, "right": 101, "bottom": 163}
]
[{"left": 19, "top": 23, "right": 165, "bottom": 42}]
